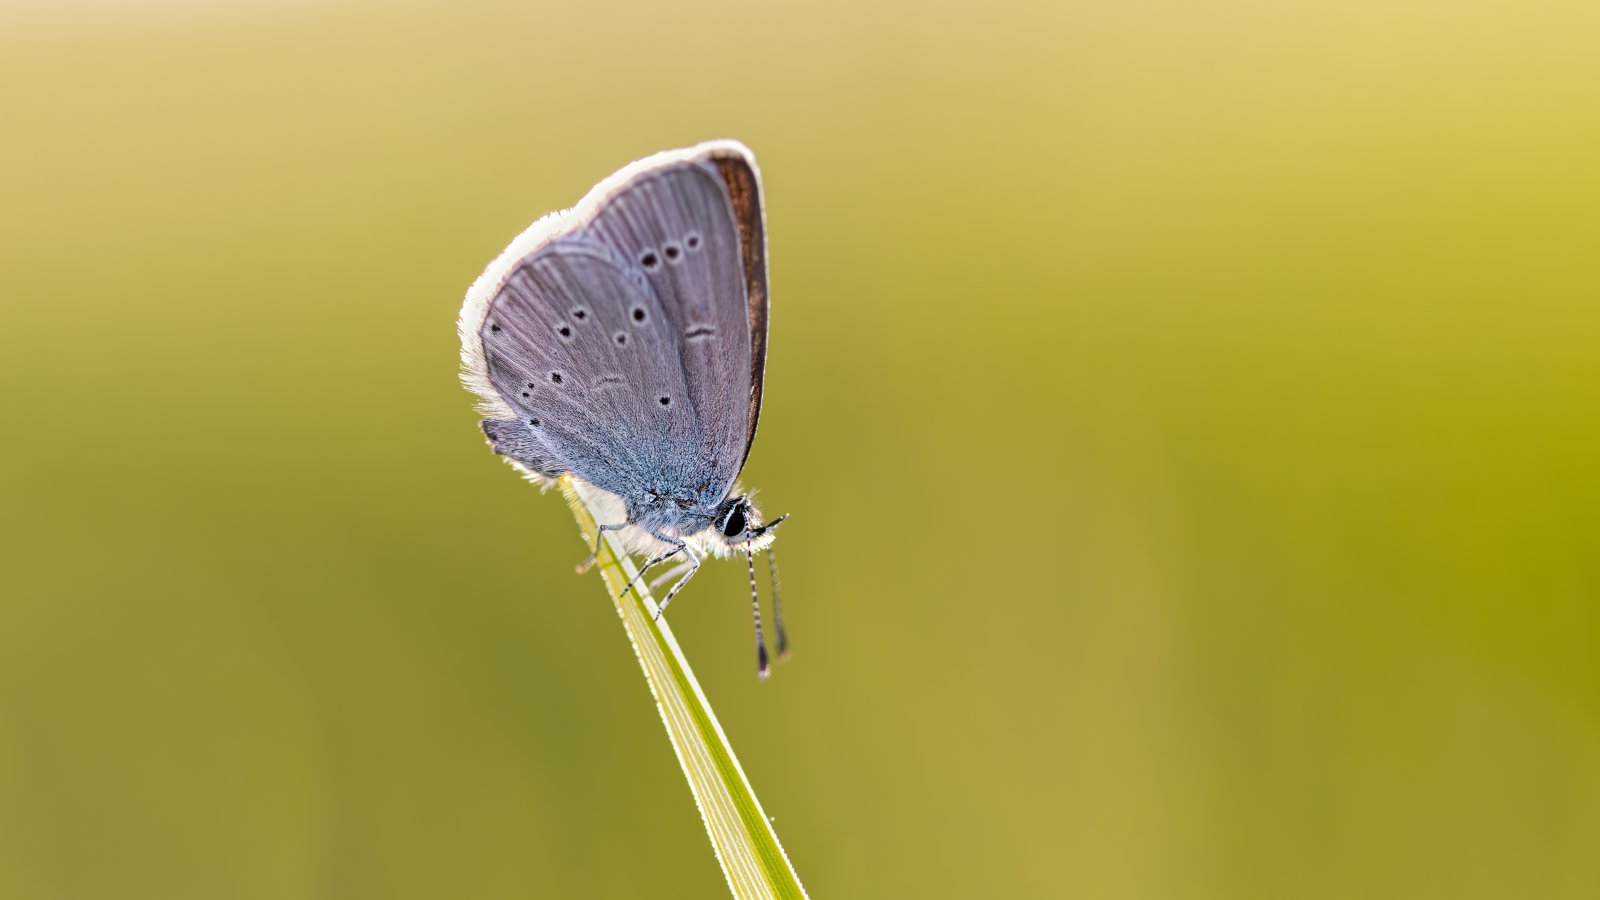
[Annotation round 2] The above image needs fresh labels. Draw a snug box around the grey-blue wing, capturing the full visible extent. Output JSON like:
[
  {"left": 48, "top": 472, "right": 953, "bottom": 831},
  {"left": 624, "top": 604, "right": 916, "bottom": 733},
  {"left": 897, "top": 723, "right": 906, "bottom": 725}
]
[
  {"left": 580, "top": 158, "right": 764, "bottom": 499},
  {"left": 478, "top": 238, "right": 696, "bottom": 497},
  {"left": 472, "top": 146, "right": 770, "bottom": 509}
]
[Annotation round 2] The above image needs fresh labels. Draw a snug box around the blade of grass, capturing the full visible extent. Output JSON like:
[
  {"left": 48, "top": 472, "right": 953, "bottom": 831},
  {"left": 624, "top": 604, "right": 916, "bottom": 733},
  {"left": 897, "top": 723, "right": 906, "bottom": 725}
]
[{"left": 559, "top": 477, "right": 809, "bottom": 900}]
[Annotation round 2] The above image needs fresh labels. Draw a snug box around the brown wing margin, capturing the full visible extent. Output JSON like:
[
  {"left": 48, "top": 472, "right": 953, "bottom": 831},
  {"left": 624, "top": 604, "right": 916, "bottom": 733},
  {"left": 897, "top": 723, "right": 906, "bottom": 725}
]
[{"left": 711, "top": 153, "right": 770, "bottom": 474}]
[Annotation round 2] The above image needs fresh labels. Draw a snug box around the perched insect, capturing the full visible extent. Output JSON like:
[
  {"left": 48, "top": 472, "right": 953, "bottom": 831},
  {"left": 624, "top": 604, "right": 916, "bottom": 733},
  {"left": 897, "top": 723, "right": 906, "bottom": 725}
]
[{"left": 458, "top": 140, "right": 789, "bottom": 676}]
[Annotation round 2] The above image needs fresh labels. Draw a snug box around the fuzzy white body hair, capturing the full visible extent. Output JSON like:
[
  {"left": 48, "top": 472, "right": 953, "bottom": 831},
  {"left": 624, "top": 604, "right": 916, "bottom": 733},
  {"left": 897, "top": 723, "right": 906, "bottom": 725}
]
[{"left": 569, "top": 476, "right": 774, "bottom": 559}]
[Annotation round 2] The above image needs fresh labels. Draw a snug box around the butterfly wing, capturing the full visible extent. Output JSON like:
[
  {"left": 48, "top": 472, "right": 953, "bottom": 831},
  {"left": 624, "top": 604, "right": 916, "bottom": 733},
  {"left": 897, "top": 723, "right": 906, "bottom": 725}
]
[
  {"left": 460, "top": 141, "right": 770, "bottom": 507},
  {"left": 475, "top": 238, "right": 697, "bottom": 497},
  {"left": 580, "top": 148, "right": 768, "bottom": 493}
]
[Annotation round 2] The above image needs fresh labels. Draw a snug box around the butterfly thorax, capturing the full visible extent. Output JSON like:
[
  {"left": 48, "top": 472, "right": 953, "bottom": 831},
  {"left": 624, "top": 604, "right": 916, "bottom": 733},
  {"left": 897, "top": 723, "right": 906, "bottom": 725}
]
[
  {"left": 619, "top": 487, "right": 780, "bottom": 561},
  {"left": 625, "top": 488, "right": 722, "bottom": 539}
]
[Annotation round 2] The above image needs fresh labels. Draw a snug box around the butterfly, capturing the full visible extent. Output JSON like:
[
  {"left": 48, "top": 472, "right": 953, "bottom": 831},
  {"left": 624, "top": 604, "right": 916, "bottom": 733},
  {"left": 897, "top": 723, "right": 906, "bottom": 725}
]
[{"left": 458, "top": 140, "right": 789, "bottom": 676}]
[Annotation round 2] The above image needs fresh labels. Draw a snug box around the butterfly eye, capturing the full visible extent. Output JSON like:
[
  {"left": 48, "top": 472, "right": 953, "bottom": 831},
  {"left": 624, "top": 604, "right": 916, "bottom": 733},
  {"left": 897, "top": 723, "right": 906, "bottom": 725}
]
[{"left": 720, "top": 503, "right": 747, "bottom": 538}]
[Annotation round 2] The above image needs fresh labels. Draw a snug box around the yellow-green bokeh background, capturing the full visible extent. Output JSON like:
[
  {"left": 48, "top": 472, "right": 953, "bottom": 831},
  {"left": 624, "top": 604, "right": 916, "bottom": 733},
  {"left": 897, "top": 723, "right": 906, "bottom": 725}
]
[{"left": 3, "top": 2, "right": 1598, "bottom": 897}]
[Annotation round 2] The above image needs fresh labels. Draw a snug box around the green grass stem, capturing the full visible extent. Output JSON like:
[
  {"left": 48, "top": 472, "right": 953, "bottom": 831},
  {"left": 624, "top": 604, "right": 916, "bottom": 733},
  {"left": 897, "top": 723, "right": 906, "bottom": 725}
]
[{"left": 559, "top": 477, "right": 809, "bottom": 900}]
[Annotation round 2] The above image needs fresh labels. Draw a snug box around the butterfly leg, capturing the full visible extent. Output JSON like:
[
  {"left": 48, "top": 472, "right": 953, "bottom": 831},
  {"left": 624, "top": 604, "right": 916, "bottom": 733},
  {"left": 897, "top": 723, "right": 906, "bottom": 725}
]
[
  {"left": 575, "top": 521, "right": 629, "bottom": 574},
  {"left": 652, "top": 545, "right": 701, "bottom": 621},
  {"left": 616, "top": 536, "right": 686, "bottom": 600},
  {"left": 648, "top": 560, "right": 695, "bottom": 592}
]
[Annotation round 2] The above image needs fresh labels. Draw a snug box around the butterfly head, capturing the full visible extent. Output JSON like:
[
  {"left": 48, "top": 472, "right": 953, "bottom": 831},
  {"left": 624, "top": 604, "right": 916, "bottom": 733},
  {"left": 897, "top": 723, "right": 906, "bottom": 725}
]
[{"left": 712, "top": 495, "right": 787, "bottom": 553}]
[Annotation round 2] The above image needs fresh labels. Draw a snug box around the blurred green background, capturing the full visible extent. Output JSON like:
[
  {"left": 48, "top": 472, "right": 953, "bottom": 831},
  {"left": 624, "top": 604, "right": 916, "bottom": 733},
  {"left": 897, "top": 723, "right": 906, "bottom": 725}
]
[{"left": 3, "top": 1, "right": 1598, "bottom": 897}]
